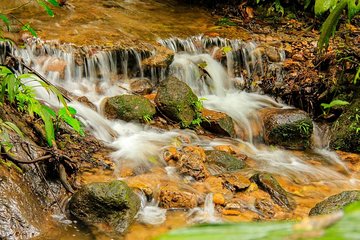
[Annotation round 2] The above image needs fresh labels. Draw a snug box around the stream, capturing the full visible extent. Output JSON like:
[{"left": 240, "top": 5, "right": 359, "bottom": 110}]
[{"left": 0, "top": 1, "right": 360, "bottom": 239}]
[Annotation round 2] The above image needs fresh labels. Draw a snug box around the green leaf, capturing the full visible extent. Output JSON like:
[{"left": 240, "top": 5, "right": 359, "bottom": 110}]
[
  {"left": 354, "top": 66, "right": 360, "bottom": 84},
  {"left": 321, "top": 99, "right": 350, "bottom": 110},
  {"left": 21, "top": 23, "right": 38, "bottom": 37},
  {"left": 37, "top": 0, "right": 55, "bottom": 17},
  {"left": 58, "top": 107, "right": 84, "bottom": 136},
  {"left": 47, "top": 0, "right": 60, "bottom": 7},
  {"left": 0, "top": 14, "right": 10, "bottom": 30},
  {"left": 348, "top": 0, "right": 360, "bottom": 19},
  {"left": 315, "top": 0, "right": 338, "bottom": 15},
  {"left": 3, "top": 121, "right": 24, "bottom": 138},
  {"left": 318, "top": 0, "right": 348, "bottom": 51},
  {"left": 221, "top": 46, "right": 232, "bottom": 54}
]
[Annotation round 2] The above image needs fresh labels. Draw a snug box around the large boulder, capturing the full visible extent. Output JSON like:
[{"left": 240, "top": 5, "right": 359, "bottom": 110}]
[
  {"left": 261, "top": 108, "right": 313, "bottom": 149},
  {"left": 201, "top": 108, "right": 236, "bottom": 137},
  {"left": 102, "top": 95, "right": 156, "bottom": 122},
  {"left": 330, "top": 99, "right": 360, "bottom": 153},
  {"left": 251, "top": 173, "right": 296, "bottom": 210},
  {"left": 155, "top": 76, "right": 198, "bottom": 127},
  {"left": 205, "top": 150, "right": 247, "bottom": 174},
  {"left": 68, "top": 181, "right": 140, "bottom": 234},
  {"left": 309, "top": 190, "right": 360, "bottom": 216}
]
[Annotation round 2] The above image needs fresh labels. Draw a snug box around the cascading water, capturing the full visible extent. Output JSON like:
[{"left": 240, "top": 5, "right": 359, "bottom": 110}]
[{"left": 1, "top": 34, "right": 358, "bottom": 229}]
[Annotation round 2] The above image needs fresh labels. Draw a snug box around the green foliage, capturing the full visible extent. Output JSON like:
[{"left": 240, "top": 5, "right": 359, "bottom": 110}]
[
  {"left": 0, "top": 66, "right": 84, "bottom": 147},
  {"left": 315, "top": 0, "right": 339, "bottom": 15},
  {"left": 190, "top": 97, "right": 207, "bottom": 127},
  {"left": 216, "top": 17, "right": 237, "bottom": 26},
  {"left": 157, "top": 201, "right": 360, "bottom": 240},
  {"left": 354, "top": 67, "right": 360, "bottom": 84},
  {"left": 349, "top": 108, "right": 360, "bottom": 134},
  {"left": 298, "top": 121, "right": 311, "bottom": 134},
  {"left": 142, "top": 114, "right": 153, "bottom": 123},
  {"left": 0, "top": 117, "right": 24, "bottom": 152},
  {"left": 321, "top": 99, "right": 350, "bottom": 114},
  {"left": 0, "top": 0, "right": 60, "bottom": 38}
]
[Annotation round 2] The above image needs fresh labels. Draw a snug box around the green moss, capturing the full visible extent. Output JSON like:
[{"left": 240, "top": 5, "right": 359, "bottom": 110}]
[
  {"left": 330, "top": 98, "right": 360, "bottom": 153},
  {"left": 155, "top": 77, "right": 198, "bottom": 127},
  {"left": 105, "top": 95, "right": 156, "bottom": 122},
  {"left": 268, "top": 119, "right": 313, "bottom": 149}
]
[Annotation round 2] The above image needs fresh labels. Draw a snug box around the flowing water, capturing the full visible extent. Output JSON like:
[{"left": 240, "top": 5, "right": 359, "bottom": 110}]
[{"left": 1, "top": 3, "right": 360, "bottom": 238}]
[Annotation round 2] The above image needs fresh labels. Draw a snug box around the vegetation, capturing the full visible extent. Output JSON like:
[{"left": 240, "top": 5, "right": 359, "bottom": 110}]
[
  {"left": 157, "top": 201, "right": 360, "bottom": 240},
  {"left": 0, "top": 66, "right": 84, "bottom": 147}
]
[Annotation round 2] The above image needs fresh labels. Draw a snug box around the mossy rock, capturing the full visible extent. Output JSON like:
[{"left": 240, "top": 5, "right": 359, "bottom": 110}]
[
  {"left": 262, "top": 108, "right": 313, "bottom": 149},
  {"left": 309, "top": 191, "right": 360, "bottom": 216},
  {"left": 251, "top": 173, "right": 296, "bottom": 210},
  {"left": 155, "top": 76, "right": 198, "bottom": 126},
  {"left": 103, "top": 95, "right": 156, "bottom": 122},
  {"left": 68, "top": 180, "right": 140, "bottom": 234},
  {"left": 201, "top": 108, "right": 235, "bottom": 137},
  {"left": 330, "top": 98, "right": 360, "bottom": 153},
  {"left": 205, "top": 150, "right": 247, "bottom": 174}
]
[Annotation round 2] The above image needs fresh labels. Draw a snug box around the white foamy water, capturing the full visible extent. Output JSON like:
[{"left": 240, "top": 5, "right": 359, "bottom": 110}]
[
  {"left": 187, "top": 193, "right": 221, "bottom": 224},
  {"left": 136, "top": 192, "right": 167, "bottom": 225},
  {"left": 0, "top": 36, "right": 353, "bottom": 183}
]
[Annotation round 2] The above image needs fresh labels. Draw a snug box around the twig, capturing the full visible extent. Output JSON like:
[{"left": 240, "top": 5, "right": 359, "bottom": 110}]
[{"left": 2, "top": 0, "right": 33, "bottom": 15}]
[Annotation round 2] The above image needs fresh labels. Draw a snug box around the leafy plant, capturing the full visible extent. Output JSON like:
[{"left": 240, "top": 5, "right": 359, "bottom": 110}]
[
  {"left": 0, "top": 0, "right": 60, "bottom": 38},
  {"left": 0, "top": 117, "right": 24, "bottom": 152},
  {"left": 321, "top": 99, "right": 350, "bottom": 115},
  {"left": 143, "top": 114, "right": 153, "bottom": 123},
  {"left": 317, "top": 0, "right": 360, "bottom": 51},
  {"left": 157, "top": 201, "right": 360, "bottom": 240},
  {"left": 190, "top": 97, "right": 207, "bottom": 127},
  {"left": 0, "top": 66, "right": 84, "bottom": 147},
  {"left": 298, "top": 121, "right": 311, "bottom": 134}
]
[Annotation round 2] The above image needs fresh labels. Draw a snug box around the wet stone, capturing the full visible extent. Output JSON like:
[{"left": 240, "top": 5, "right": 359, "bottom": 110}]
[
  {"left": 261, "top": 108, "right": 313, "bottom": 150},
  {"left": 255, "top": 198, "right": 275, "bottom": 218},
  {"left": 130, "top": 78, "right": 153, "bottom": 95},
  {"left": 102, "top": 94, "right": 156, "bottom": 122},
  {"left": 205, "top": 150, "right": 247, "bottom": 174},
  {"left": 309, "top": 190, "right": 360, "bottom": 216},
  {"left": 68, "top": 180, "right": 140, "bottom": 234},
  {"left": 159, "top": 185, "right": 198, "bottom": 209},
  {"left": 176, "top": 146, "right": 209, "bottom": 180},
  {"left": 201, "top": 108, "right": 236, "bottom": 137},
  {"left": 155, "top": 76, "right": 198, "bottom": 127},
  {"left": 251, "top": 173, "right": 296, "bottom": 210},
  {"left": 220, "top": 173, "right": 251, "bottom": 192},
  {"left": 76, "top": 96, "right": 97, "bottom": 111}
]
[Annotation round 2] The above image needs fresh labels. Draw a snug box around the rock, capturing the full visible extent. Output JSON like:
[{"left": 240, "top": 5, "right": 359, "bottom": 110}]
[
  {"left": 309, "top": 191, "right": 360, "bottom": 216},
  {"left": 68, "top": 181, "right": 140, "bottom": 234},
  {"left": 213, "top": 193, "right": 225, "bottom": 205},
  {"left": 205, "top": 150, "right": 247, "bottom": 174},
  {"left": 330, "top": 99, "right": 360, "bottom": 153},
  {"left": 220, "top": 173, "right": 251, "bottom": 192},
  {"left": 292, "top": 53, "right": 305, "bottom": 61},
  {"left": 159, "top": 185, "right": 198, "bottom": 209},
  {"left": 201, "top": 108, "right": 236, "bottom": 137},
  {"left": 76, "top": 96, "right": 97, "bottom": 111},
  {"left": 102, "top": 95, "right": 156, "bottom": 122},
  {"left": 261, "top": 108, "right": 313, "bottom": 149},
  {"left": 265, "top": 46, "right": 281, "bottom": 62},
  {"left": 155, "top": 76, "right": 198, "bottom": 127},
  {"left": 177, "top": 146, "right": 209, "bottom": 180},
  {"left": 251, "top": 173, "right": 296, "bottom": 210},
  {"left": 255, "top": 198, "right": 275, "bottom": 218},
  {"left": 130, "top": 78, "right": 153, "bottom": 95}
]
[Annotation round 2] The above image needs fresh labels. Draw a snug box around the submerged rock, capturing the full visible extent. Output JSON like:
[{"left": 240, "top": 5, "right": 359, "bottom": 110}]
[
  {"left": 251, "top": 173, "right": 296, "bottom": 210},
  {"left": 68, "top": 180, "right": 140, "bottom": 234},
  {"left": 205, "top": 150, "right": 247, "bottom": 174},
  {"left": 261, "top": 108, "right": 313, "bottom": 149},
  {"left": 330, "top": 99, "right": 360, "bottom": 153},
  {"left": 155, "top": 76, "right": 198, "bottom": 127},
  {"left": 177, "top": 146, "right": 209, "bottom": 180},
  {"left": 201, "top": 108, "right": 236, "bottom": 137},
  {"left": 102, "top": 95, "right": 156, "bottom": 122},
  {"left": 130, "top": 78, "right": 153, "bottom": 95},
  {"left": 309, "top": 190, "right": 360, "bottom": 216},
  {"left": 159, "top": 185, "right": 198, "bottom": 209}
]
